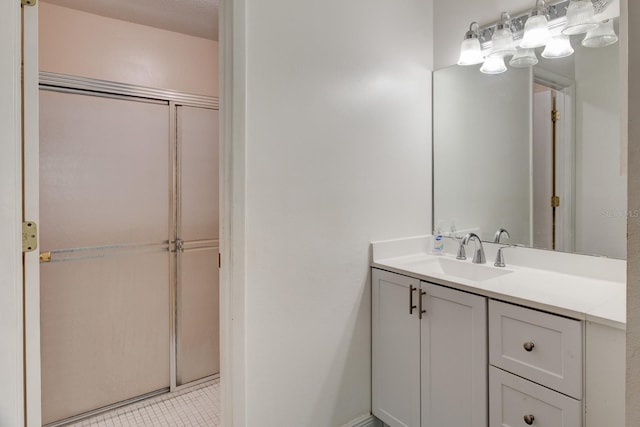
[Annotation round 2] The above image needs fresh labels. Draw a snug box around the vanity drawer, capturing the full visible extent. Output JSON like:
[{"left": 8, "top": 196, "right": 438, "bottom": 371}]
[
  {"left": 489, "top": 300, "right": 582, "bottom": 399},
  {"left": 490, "top": 366, "right": 582, "bottom": 427}
]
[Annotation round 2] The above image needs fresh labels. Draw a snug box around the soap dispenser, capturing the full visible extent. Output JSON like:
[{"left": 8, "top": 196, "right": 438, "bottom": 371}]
[{"left": 432, "top": 228, "right": 444, "bottom": 255}]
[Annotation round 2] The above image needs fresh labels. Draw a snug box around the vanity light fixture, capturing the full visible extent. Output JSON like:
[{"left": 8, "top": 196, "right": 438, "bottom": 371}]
[
  {"left": 582, "top": 18, "right": 618, "bottom": 48},
  {"left": 489, "top": 12, "right": 517, "bottom": 58},
  {"left": 457, "top": 0, "right": 615, "bottom": 74},
  {"left": 562, "top": 0, "right": 598, "bottom": 35},
  {"left": 457, "top": 22, "right": 484, "bottom": 66},
  {"left": 480, "top": 55, "right": 507, "bottom": 74},
  {"left": 520, "top": 0, "right": 551, "bottom": 49},
  {"left": 509, "top": 48, "right": 539, "bottom": 67},
  {"left": 541, "top": 34, "right": 575, "bottom": 58}
]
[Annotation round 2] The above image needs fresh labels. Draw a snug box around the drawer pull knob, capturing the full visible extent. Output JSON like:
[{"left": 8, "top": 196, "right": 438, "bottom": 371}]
[
  {"left": 523, "top": 341, "right": 535, "bottom": 352},
  {"left": 524, "top": 414, "right": 535, "bottom": 425}
]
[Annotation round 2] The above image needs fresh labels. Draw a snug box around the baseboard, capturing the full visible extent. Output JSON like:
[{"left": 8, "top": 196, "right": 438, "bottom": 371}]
[{"left": 341, "top": 413, "right": 383, "bottom": 427}]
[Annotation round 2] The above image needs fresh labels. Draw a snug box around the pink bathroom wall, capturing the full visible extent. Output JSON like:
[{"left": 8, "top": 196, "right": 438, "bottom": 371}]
[{"left": 39, "top": 2, "right": 218, "bottom": 97}]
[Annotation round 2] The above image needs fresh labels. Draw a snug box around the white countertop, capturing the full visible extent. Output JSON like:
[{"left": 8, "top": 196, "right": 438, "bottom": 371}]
[{"left": 371, "top": 236, "right": 626, "bottom": 330}]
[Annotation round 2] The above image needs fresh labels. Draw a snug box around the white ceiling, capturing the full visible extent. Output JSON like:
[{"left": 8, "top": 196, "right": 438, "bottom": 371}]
[{"left": 43, "top": 0, "right": 219, "bottom": 41}]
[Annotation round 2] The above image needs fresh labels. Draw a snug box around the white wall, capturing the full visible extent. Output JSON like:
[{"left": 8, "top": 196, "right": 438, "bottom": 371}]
[
  {"left": 241, "top": 0, "right": 433, "bottom": 425},
  {"left": 0, "top": 1, "right": 24, "bottom": 426}
]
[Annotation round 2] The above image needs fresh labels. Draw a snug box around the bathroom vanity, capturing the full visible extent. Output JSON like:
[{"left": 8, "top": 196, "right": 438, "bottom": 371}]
[{"left": 371, "top": 236, "right": 625, "bottom": 427}]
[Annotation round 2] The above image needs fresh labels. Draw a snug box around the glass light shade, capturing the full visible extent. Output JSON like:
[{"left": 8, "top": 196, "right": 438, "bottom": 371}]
[
  {"left": 562, "top": 0, "right": 598, "bottom": 35},
  {"left": 582, "top": 19, "right": 618, "bottom": 48},
  {"left": 457, "top": 38, "right": 484, "bottom": 65},
  {"left": 541, "top": 35, "right": 574, "bottom": 58},
  {"left": 520, "top": 14, "right": 551, "bottom": 48},
  {"left": 480, "top": 56, "right": 507, "bottom": 74},
  {"left": 509, "top": 48, "right": 539, "bottom": 67},
  {"left": 489, "top": 27, "right": 517, "bottom": 58}
]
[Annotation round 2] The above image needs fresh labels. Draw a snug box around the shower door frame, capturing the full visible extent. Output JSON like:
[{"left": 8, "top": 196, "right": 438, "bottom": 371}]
[
  {"left": 32, "top": 72, "right": 219, "bottom": 425},
  {"left": 172, "top": 102, "right": 221, "bottom": 391}
]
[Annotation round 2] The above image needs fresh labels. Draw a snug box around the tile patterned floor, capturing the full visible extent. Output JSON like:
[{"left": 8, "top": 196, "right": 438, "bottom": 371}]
[{"left": 68, "top": 380, "right": 220, "bottom": 427}]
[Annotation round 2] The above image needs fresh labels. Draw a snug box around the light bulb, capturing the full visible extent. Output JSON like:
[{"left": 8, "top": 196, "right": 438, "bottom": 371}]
[
  {"left": 582, "top": 19, "right": 618, "bottom": 48},
  {"left": 458, "top": 38, "right": 484, "bottom": 65},
  {"left": 480, "top": 56, "right": 507, "bottom": 74},
  {"left": 457, "top": 22, "right": 484, "bottom": 66},
  {"left": 562, "top": 0, "right": 598, "bottom": 35},
  {"left": 542, "top": 35, "right": 574, "bottom": 59},
  {"left": 510, "top": 48, "right": 539, "bottom": 67},
  {"left": 489, "top": 12, "right": 517, "bottom": 58},
  {"left": 521, "top": 15, "right": 550, "bottom": 48}
]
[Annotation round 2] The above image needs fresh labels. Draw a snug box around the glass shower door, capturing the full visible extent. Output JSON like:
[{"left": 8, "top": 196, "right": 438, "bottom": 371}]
[
  {"left": 39, "top": 89, "right": 171, "bottom": 425},
  {"left": 175, "top": 105, "right": 220, "bottom": 386}
]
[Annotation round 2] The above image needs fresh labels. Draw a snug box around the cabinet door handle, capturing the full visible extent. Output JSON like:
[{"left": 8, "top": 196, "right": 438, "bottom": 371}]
[
  {"left": 409, "top": 285, "right": 417, "bottom": 314},
  {"left": 523, "top": 414, "right": 535, "bottom": 425},
  {"left": 523, "top": 342, "right": 535, "bottom": 352},
  {"left": 419, "top": 290, "right": 427, "bottom": 319}
]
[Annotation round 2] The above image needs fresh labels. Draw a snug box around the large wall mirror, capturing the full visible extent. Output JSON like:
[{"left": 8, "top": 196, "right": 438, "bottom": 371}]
[{"left": 433, "top": 19, "right": 625, "bottom": 259}]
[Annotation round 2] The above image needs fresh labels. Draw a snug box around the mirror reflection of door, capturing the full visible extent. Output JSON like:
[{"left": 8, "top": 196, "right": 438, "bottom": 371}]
[{"left": 532, "top": 82, "right": 573, "bottom": 253}]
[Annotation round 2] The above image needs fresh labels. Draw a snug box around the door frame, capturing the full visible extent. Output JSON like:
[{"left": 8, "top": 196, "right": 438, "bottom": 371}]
[
  {"left": 21, "top": 1, "right": 247, "bottom": 425},
  {"left": 23, "top": 3, "right": 41, "bottom": 426},
  {"left": 219, "top": 0, "right": 248, "bottom": 426},
  {"left": 0, "top": 1, "right": 26, "bottom": 426}
]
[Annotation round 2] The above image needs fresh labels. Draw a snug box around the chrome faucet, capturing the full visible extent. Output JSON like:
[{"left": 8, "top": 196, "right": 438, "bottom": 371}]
[
  {"left": 461, "top": 233, "right": 486, "bottom": 264},
  {"left": 494, "top": 245, "right": 516, "bottom": 267},
  {"left": 494, "top": 228, "right": 510, "bottom": 244}
]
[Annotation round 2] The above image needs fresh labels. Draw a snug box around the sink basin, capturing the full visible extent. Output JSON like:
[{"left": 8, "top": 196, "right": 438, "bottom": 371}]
[{"left": 402, "top": 257, "right": 513, "bottom": 282}]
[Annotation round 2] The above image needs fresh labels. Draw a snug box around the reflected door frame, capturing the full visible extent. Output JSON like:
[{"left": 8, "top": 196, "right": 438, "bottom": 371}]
[{"left": 533, "top": 69, "right": 576, "bottom": 253}]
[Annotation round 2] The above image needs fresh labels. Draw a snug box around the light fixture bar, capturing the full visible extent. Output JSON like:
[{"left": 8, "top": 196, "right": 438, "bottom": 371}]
[{"left": 477, "top": 0, "right": 611, "bottom": 49}]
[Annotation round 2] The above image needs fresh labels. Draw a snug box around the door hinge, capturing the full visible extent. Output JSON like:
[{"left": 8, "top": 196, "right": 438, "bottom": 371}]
[
  {"left": 22, "top": 0, "right": 37, "bottom": 6},
  {"left": 22, "top": 221, "right": 38, "bottom": 253},
  {"left": 218, "top": 252, "right": 221, "bottom": 269},
  {"left": 551, "top": 110, "right": 560, "bottom": 123},
  {"left": 551, "top": 196, "right": 560, "bottom": 208}
]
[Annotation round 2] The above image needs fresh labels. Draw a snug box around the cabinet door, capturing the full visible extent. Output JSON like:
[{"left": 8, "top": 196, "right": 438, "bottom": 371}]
[
  {"left": 420, "top": 282, "right": 487, "bottom": 427},
  {"left": 372, "top": 269, "right": 421, "bottom": 427}
]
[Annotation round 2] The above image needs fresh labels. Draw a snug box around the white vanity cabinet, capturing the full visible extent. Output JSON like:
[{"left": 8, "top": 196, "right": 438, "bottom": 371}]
[
  {"left": 372, "top": 264, "right": 625, "bottom": 427},
  {"left": 372, "top": 268, "right": 487, "bottom": 427}
]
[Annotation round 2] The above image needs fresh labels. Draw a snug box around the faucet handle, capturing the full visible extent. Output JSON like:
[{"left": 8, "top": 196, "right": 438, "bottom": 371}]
[{"left": 494, "top": 244, "right": 516, "bottom": 267}]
